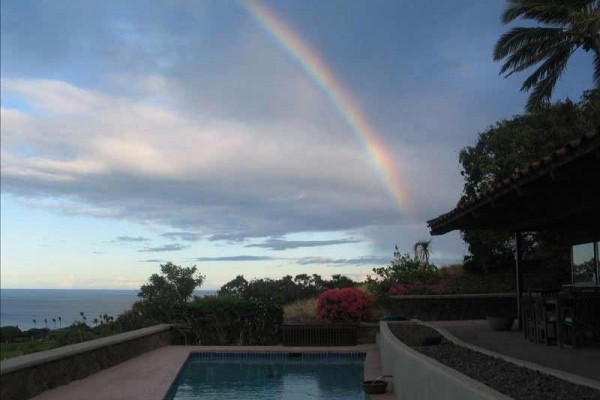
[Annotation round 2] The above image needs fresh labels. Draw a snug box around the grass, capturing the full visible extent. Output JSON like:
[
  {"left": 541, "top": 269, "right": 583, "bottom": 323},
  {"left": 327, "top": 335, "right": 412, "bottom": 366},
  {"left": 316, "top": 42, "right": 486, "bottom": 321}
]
[
  {"left": 0, "top": 340, "right": 61, "bottom": 360},
  {"left": 283, "top": 298, "right": 318, "bottom": 323}
]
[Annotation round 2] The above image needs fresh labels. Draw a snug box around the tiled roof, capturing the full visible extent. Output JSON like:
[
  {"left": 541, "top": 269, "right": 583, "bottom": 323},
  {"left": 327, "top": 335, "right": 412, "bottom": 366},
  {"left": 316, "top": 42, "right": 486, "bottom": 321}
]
[{"left": 428, "top": 130, "right": 600, "bottom": 230}]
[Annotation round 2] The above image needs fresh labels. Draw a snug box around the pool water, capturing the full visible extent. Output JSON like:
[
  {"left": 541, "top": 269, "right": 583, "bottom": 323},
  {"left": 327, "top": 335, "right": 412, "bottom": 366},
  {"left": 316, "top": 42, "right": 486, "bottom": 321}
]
[{"left": 166, "top": 352, "right": 368, "bottom": 400}]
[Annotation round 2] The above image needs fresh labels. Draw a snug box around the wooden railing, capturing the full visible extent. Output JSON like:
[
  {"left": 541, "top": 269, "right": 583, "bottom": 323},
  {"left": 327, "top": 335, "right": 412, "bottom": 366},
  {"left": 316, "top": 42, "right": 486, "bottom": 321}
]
[{"left": 282, "top": 324, "right": 357, "bottom": 346}]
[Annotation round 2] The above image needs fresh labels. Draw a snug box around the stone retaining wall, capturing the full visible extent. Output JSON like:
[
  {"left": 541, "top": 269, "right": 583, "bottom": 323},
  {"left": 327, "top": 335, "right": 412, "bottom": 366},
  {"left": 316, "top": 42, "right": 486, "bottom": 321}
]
[
  {"left": 386, "top": 293, "right": 517, "bottom": 321},
  {"left": 0, "top": 325, "right": 174, "bottom": 400}
]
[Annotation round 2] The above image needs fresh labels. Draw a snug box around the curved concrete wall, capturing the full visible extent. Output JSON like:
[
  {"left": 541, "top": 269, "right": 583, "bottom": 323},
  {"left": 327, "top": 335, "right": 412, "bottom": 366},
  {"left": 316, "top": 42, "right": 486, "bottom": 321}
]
[{"left": 379, "top": 321, "right": 511, "bottom": 400}]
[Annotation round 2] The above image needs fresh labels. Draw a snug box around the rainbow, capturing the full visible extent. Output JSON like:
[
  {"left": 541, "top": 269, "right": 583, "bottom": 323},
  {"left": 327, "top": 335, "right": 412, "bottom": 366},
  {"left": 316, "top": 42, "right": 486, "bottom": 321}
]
[{"left": 241, "top": 0, "right": 409, "bottom": 212}]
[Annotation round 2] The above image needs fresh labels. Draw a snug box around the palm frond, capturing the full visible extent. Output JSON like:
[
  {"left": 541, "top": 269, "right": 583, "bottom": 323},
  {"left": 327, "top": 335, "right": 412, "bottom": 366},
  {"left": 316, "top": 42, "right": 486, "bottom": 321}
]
[
  {"left": 521, "top": 45, "right": 575, "bottom": 91},
  {"left": 494, "top": 27, "right": 570, "bottom": 62},
  {"left": 502, "top": 0, "right": 592, "bottom": 25},
  {"left": 594, "top": 51, "right": 600, "bottom": 87},
  {"left": 495, "top": 28, "right": 575, "bottom": 76},
  {"left": 525, "top": 48, "right": 574, "bottom": 111}
]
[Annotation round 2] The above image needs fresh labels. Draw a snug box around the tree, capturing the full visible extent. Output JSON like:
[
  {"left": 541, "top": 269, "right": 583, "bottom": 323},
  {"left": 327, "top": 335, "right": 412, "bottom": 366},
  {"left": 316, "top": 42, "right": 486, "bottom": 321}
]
[
  {"left": 459, "top": 90, "right": 599, "bottom": 272},
  {"left": 137, "top": 262, "right": 205, "bottom": 322},
  {"left": 218, "top": 273, "right": 355, "bottom": 305},
  {"left": 218, "top": 275, "right": 248, "bottom": 297},
  {"left": 494, "top": 0, "right": 600, "bottom": 111},
  {"left": 328, "top": 274, "right": 355, "bottom": 289},
  {"left": 372, "top": 246, "right": 440, "bottom": 285},
  {"left": 413, "top": 239, "right": 432, "bottom": 264}
]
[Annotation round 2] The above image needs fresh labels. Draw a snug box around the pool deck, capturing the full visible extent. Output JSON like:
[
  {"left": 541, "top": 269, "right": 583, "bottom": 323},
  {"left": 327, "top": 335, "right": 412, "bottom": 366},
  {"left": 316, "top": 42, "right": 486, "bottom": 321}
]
[{"left": 32, "top": 344, "right": 393, "bottom": 400}]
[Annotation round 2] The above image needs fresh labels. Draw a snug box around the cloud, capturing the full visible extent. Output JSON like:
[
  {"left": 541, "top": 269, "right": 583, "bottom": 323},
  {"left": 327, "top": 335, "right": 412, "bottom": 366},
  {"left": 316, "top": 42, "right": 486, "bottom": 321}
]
[
  {"left": 140, "top": 259, "right": 164, "bottom": 263},
  {"left": 296, "top": 256, "right": 390, "bottom": 266},
  {"left": 0, "top": 16, "right": 468, "bottom": 255},
  {"left": 245, "top": 238, "right": 362, "bottom": 251},
  {"left": 194, "top": 255, "right": 277, "bottom": 262},
  {"left": 138, "top": 244, "right": 189, "bottom": 253},
  {"left": 1, "top": 78, "right": 412, "bottom": 243},
  {"left": 161, "top": 232, "right": 202, "bottom": 242},
  {"left": 114, "top": 236, "right": 149, "bottom": 243}
]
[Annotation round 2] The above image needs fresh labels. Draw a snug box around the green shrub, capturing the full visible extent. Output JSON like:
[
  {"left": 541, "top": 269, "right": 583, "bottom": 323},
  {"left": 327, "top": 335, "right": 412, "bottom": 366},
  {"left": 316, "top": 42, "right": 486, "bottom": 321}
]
[
  {"left": 22, "top": 328, "right": 50, "bottom": 338},
  {"left": 0, "top": 326, "right": 22, "bottom": 342},
  {"left": 185, "top": 296, "right": 283, "bottom": 345},
  {"left": 367, "top": 247, "right": 440, "bottom": 302},
  {"left": 372, "top": 248, "right": 440, "bottom": 285},
  {"left": 53, "top": 322, "right": 93, "bottom": 346},
  {"left": 114, "top": 304, "right": 154, "bottom": 331}
]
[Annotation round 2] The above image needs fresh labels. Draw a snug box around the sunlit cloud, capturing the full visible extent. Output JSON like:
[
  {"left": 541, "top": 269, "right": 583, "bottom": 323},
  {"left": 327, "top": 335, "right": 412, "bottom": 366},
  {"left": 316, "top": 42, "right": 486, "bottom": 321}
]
[
  {"left": 245, "top": 238, "right": 362, "bottom": 251},
  {"left": 138, "top": 244, "right": 189, "bottom": 253}
]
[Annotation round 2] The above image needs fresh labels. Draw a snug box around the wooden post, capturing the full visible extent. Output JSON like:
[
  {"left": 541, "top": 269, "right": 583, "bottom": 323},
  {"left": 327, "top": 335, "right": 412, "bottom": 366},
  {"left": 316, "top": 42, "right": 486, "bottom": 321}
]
[{"left": 515, "top": 231, "right": 523, "bottom": 330}]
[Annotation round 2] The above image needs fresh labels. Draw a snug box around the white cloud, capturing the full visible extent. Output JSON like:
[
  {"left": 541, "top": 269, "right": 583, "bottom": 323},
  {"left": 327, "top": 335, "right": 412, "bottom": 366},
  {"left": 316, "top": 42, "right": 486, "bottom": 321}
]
[{"left": 1, "top": 78, "right": 402, "bottom": 239}]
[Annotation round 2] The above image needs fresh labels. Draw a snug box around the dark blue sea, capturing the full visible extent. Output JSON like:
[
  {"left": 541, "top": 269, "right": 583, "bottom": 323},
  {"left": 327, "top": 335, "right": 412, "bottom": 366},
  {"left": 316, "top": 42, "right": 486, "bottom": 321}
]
[{"left": 0, "top": 289, "right": 216, "bottom": 330}]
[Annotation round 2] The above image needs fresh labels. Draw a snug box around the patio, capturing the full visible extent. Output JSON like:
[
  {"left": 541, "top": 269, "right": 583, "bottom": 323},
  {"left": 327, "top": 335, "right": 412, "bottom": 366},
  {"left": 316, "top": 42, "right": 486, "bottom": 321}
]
[
  {"left": 428, "top": 132, "right": 600, "bottom": 355},
  {"left": 430, "top": 320, "right": 600, "bottom": 383}
]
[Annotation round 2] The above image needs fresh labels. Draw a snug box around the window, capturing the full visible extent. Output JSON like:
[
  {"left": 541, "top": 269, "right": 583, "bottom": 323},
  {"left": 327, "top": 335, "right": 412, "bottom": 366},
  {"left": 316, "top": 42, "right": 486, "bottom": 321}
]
[{"left": 572, "top": 242, "right": 598, "bottom": 284}]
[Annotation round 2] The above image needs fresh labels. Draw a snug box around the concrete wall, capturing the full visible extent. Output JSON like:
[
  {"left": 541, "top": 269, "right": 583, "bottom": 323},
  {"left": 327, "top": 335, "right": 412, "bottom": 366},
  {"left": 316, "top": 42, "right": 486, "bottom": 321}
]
[
  {"left": 379, "top": 321, "right": 510, "bottom": 400},
  {"left": 0, "top": 324, "right": 174, "bottom": 400},
  {"left": 386, "top": 293, "right": 517, "bottom": 321}
]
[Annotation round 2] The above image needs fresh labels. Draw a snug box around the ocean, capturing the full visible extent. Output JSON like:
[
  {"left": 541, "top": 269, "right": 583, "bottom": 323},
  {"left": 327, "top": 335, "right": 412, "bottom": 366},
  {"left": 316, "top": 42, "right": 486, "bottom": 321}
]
[{"left": 0, "top": 289, "right": 217, "bottom": 330}]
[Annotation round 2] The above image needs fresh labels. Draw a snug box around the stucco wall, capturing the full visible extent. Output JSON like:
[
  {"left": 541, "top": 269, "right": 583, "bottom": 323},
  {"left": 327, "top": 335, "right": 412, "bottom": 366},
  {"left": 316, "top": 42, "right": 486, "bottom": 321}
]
[
  {"left": 0, "top": 325, "right": 174, "bottom": 400},
  {"left": 379, "top": 321, "right": 510, "bottom": 400}
]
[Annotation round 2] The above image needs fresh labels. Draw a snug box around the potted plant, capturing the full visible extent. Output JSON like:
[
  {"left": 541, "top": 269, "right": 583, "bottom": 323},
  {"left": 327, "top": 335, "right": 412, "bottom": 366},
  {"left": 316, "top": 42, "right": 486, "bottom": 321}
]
[{"left": 363, "top": 379, "right": 388, "bottom": 394}]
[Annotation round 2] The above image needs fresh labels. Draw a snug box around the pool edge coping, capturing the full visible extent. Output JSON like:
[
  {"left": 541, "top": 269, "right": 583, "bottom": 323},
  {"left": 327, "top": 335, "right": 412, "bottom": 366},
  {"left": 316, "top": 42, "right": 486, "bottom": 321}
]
[{"left": 161, "top": 346, "right": 379, "bottom": 400}]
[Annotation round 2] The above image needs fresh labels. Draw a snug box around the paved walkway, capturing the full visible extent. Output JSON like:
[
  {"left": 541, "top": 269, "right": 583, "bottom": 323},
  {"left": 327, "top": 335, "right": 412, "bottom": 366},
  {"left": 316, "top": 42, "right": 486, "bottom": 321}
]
[
  {"left": 431, "top": 320, "right": 600, "bottom": 382},
  {"left": 32, "top": 344, "right": 393, "bottom": 400}
]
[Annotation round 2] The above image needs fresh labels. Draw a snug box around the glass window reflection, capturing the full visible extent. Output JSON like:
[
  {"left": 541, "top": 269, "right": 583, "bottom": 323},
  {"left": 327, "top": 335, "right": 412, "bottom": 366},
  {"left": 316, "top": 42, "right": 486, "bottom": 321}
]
[{"left": 572, "top": 242, "right": 596, "bottom": 284}]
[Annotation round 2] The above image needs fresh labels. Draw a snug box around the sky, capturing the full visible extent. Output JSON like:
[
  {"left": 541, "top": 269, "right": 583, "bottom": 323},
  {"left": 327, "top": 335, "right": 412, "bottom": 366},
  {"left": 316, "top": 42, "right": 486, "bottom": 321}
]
[{"left": 0, "top": 0, "right": 594, "bottom": 290}]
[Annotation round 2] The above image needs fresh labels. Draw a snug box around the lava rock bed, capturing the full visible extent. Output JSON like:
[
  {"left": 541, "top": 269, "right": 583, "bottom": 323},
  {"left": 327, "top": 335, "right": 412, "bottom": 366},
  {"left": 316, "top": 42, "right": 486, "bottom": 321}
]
[{"left": 388, "top": 323, "right": 600, "bottom": 400}]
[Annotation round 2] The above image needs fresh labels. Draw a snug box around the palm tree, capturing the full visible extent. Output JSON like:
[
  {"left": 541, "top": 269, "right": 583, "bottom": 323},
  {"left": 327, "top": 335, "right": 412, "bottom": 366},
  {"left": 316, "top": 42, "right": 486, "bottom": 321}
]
[
  {"left": 33, "top": 319, "right": 37, "bottom": 329},
  {"left": 413, "top": 239, "right": 432, "bottom": 264},
  {"left": 52, "top": 318, "right": 56, "bottom": 329},
  {"left": 44, "top": 319, "right": 48, "bottom": 329},
  {"left": 494, "top": 0, "right": 600, "bottom": 111},
  {"left": 58, "top": 316, "right": 62, "bottom": 328}
]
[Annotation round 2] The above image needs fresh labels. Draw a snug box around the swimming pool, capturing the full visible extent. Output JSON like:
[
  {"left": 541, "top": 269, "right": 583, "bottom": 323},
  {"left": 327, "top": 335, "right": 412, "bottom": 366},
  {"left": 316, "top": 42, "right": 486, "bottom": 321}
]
[{"left": 165, "top": 352, "right": 368, "bottom": 399}]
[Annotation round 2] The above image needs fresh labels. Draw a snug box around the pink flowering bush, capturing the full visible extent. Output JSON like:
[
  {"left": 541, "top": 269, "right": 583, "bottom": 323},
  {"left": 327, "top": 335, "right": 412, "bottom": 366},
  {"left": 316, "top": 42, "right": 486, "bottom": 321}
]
[
  {"left": 388, "top": 283, "right": 408, "bottom": 295},
  {"left": 317, "top": 288, "right": 372, "bottom": 323},
  {"left": 388, "top": 280, "right": 427, "bottom": 295}
]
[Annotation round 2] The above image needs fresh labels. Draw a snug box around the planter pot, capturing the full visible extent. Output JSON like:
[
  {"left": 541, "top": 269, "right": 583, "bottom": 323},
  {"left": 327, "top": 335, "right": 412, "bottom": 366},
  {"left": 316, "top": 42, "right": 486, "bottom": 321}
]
[
  {"left": 363, "top": 380, "right": 388, "bottom": 394},
  {"left": 486, "top": 315, "right": 515, "bottom": 331}
]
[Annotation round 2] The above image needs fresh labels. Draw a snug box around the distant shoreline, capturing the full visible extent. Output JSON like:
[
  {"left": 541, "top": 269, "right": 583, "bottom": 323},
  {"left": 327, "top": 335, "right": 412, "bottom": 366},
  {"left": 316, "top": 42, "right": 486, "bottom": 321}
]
[{"left": 0, "top": 289, "right": 217, "bottom": 330}]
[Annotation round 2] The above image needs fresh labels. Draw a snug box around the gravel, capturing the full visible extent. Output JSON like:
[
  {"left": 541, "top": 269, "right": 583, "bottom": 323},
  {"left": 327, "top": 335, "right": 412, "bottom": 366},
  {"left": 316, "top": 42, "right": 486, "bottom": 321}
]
[{"left": 388, "top": 323, "right": 600, "bottom": 400}]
